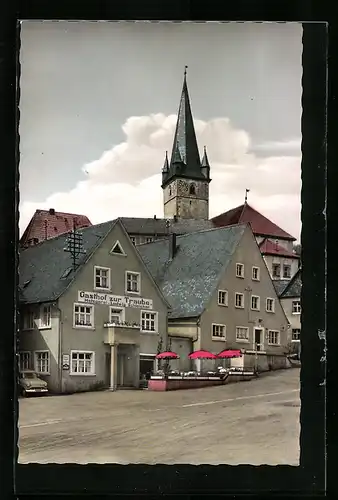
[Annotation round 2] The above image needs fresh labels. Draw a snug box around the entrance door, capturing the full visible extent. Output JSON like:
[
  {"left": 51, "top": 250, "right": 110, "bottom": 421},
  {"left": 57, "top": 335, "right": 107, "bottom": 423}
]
[
  {"left": 117, "top": 353, "right": 125, "bottom": 387},
  {"left": 140, "top": 357, "right": 155, "bottom": 381},
  {"left": 254, "top": 329, "right": 264, "bottom": 351}
]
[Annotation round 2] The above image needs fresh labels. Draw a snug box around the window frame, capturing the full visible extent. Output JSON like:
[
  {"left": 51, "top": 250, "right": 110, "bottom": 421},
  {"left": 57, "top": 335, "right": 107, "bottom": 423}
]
[
  {"left": 94, "top": 265, "right": 111, "bottom": 291},
  {"left": 34, "top": 350, "right": 50, "bottom": 375},
  {"left": 125, "top": 270, "right": 141, "bottom": 295},
  {"left": 211, "top": 323, "right": 226, "bottom": 340},
  {"left": 283, "top": 264, "right": 292, "bottom": 279},
  {"left": 236, "top": 263, "right": 245, "bottom": 278},
  {"left": 266, "top": 297, "right": 276, "bottom": 313},
  {"left": 235, "top": 292, "right": 245, "bottom": 309},
  {"left": 217, "top": 289, "right": 228, "bottom": 307},
  {"left": 252, "top": 266, "right": 260, "bottom": 281},
  {"left": 23, "top": 305, "right": 52, "bottom": 330},
  {"left": 267, "top": 329, "right": 280, "bottom": 346},
  {"left": 250, "top": 295, "right": 261, "bottom": 311},
  {"left": 291, "top": 328, "right": 301, "bottom": 342},
  {"left": 272, "top": 263, "right": 281, "bottom": 278},
  {"left": 70, "top": 350, "right": 95, "bottom": 376},
  {"left": 292, "top": 300, "right": 301, "bottom": 314},
  {"left": 235, "top": 326, "right": 250, "bottom": 343},
  {"left": 140, "top": 310, "right": 158, "bottom": 333},
  {"left": 73, "top": 303, "right": 95, "bottom": 329},
  {"left": 109, "top": 306, "right": 126, "bottom": 325},
  {"left": 19, "top": 351, "right": 31, "bottom": 371}
]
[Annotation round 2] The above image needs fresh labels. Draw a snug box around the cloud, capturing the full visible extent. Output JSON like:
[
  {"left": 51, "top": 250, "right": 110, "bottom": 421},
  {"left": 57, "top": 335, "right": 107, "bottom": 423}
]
[
  {"left": 19, "top": 114, "right": 301, "bottom": 240},
  {"left": 251, "top": 138, "right": 301, "bottom": 156}
]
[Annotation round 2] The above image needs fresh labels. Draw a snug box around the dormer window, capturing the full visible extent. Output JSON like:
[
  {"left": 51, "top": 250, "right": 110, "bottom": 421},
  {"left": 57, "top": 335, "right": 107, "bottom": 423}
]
[{"left": 189, "top": 184, "right": 196, "bottom": 195}]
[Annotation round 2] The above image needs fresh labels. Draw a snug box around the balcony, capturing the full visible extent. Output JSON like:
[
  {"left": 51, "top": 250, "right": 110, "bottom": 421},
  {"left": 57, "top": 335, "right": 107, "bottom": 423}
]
[{"left": 103, "top": 321, "right": 141, "bottom": 345}]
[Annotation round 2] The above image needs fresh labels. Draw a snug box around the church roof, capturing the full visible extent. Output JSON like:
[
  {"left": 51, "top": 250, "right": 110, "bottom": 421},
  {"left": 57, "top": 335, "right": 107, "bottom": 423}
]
[
  {"left": 259, "top": 238, "right": 299, "bottom": 258},
  {"left": 120, "top": 217, "right": 214, "bottom": 236},
  {"left": 211, "top": 203, "right": 296, "bottom": 241},
  {"left": 20, "top": 209, "right": 92, "bottom": 248},
  {"left": 137, "top": 224, "right": 247, "bottom": 319},
  {"left": 162, "top": 68, "right": 210, "bottom": 187}
]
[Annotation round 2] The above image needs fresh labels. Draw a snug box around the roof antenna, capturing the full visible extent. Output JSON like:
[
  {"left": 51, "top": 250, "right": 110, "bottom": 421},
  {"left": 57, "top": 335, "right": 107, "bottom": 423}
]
[
  {"left": 63, "top": 221, "right": 86, "bottom": 271},
  {"left": 245, "top": 188, "right": 250, "bottom": 204}
]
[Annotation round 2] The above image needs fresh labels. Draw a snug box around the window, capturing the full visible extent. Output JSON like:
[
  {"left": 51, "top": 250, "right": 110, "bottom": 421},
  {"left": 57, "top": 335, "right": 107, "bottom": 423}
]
[
  {"left": 146, "top": 237, "right": 153, "bottom": 243},
  {"left": 268, "top": 330, "right": 280, "bottom": 345},
  {"left": 94, "top": 266, "right": 110, "bottom": 290},
  {"left": 40, "top": 305, "right": 51, "bottom": 328},
  {"left": 169, "top": 187, "right": 172, "bottom": 196},
  {"left": 130, "top": 237, "right": 136, "bottom": 245},
  {"left": 189, "top": 184, "right": 196, "bottom": 195},
  {"left": 70, "top": 351, "right": 95, "bottom": 375},
  {"left": 23, "top": 305, "right": 51, "bottom": 330},
  {"left": 266, "top": 298, "right": 275, "bottom": 313},
  {"left": 35, "top": 351, "right": 50, "bottom": 374},
  {"left": 110, "top": 240, "right": 126, "bottom": 256},
  {"left": 73, "top": 304, "right": 94, "bottom": 328},
  {"left": 236, "top": 263, "right": 244, "bottom": 278},
  {"left": 235, "top": 293, "right": 244, "bottom": 308},
  {"left": 236, "top": 326, "right": 249, "bottom": 342},
  {"left": 19, "top": 352, "right": 30, "bottom": 370},
  {"left": 252, "top": 266, "right": 260, "bottom": 281},
  {"left": 272, "top": 264, "right": 281, "bottom": 278},
  {"left": 126, "top": 271, "right": 141, "bottom": 294},
  {"left": 109, "top": 307, "right": 125, "bottom": 325},
  {"left": 251, "top": 295, "right": 260, "bottom": 311},
  {"left": 292, "top": 328, "right": 301, "bottom": 341},
  {"left": 141, "top": 311, "right": 158, "bottom": 332},
  {"left": 283, "top": 264, "right": 291, "bottom": 278},
  {"left": 212, "top": 324, "right": 226, "bottom": 339},
  {"left": 23, "top": 310, "right": 37, "bottom": 330},
  {"left": 218, "top": 290, "right": 228, "bottom": 306},
  {"left": 292, "top": 300, "right": 301, "bottom": 314}
]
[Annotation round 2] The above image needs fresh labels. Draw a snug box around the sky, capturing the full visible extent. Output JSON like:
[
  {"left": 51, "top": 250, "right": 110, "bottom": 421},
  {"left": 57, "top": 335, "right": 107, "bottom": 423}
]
[{"left": 19, "top": 21, "right": 302, "bottom": 240}]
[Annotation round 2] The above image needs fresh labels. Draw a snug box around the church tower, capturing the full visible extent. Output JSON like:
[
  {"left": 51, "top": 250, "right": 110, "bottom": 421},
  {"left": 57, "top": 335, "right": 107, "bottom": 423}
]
[{"left": 161, "top": 68, "right": 211, "bottom": 220}]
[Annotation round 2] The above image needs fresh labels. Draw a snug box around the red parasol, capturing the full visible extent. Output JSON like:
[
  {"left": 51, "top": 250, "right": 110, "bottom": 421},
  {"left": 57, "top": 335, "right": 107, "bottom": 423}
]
[
  {"left": 217, "top": 349, "right": 242, "bottom": 359},
  {"left": 188, "top": 350, "right": 218, "bottom": 360},
  {"left": 156, "top": 351, "right": 180, "bottom": 359}
]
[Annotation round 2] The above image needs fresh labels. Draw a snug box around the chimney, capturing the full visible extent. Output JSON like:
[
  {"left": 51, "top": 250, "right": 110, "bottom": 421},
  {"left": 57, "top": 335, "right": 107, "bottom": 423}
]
[
  {"left": 49, "top": 208, "right": 55, "bottom": 215},
  {"left": 169, "top": 233, "right": 177, "bottom": 260},
  {"left": 153, "top": 215, "right": 157, "bottom": 220}
]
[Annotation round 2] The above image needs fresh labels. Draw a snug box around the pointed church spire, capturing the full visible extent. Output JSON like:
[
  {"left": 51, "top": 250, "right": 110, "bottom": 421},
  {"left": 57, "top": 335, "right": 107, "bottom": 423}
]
[
  {"left": 162, "top": 67, "right": 210, "bottom": 188},
  {"left": 162, "top": 151, "right": 169, "bottom": 173}
]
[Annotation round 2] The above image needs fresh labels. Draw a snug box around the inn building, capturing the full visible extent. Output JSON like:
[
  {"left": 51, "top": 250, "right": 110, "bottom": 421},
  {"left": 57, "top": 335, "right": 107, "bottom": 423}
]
[{"left": 18, "top": 219, "right": 169, "bottom": 393}]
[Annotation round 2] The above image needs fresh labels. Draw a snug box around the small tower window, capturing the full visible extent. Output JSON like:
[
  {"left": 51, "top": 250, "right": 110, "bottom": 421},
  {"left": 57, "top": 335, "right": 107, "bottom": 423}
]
[
  {"left": 169, "top": 186, "right": 172, "bottom": 196},
  {"left": 189, "top": 184, "right": 196, "bottom": 195}
]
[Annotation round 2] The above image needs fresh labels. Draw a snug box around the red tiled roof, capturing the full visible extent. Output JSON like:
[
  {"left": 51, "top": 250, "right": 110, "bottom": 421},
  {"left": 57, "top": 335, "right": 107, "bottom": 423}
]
[
  {"left": 211, "top": 203, "right": 296, "bottom": 241},
  {"left": 259, "top": 238, "right": 299, "bottom": 258},
  {"left": 20, "top": 209, "right": 92, "bottom": 247}
]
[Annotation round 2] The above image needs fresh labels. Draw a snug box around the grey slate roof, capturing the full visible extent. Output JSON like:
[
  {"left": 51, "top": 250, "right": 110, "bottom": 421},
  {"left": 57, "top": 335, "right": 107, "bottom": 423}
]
[
  {"left": 280, "top": 268, "right": 302, "bottom": 298},
  {"left": 273, "top": 280, "right": 290, "bottom": 297},
  {"left": 19, "top": 215, "right": 211, "bottom": 305},
  {"left": 120, "top": 217, "right": 214, "bottom": 236},
  {"left": 19, "top": 220, "right": 115, "bottom": 304},
  {"left": 137, "top": 224, "right": 247, "bottom": 319}
]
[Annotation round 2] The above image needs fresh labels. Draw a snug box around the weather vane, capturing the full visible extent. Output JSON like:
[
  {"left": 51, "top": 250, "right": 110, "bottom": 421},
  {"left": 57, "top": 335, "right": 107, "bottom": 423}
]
[
  {"left": 245, "top": 188, "right": 250, "bottom": 203},
  {"left": 184, "top": 65, "right": 188, "bottom": 77}
]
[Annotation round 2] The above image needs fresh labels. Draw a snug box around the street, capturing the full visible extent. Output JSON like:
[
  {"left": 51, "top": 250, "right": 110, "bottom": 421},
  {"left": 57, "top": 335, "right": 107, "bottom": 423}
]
[{"left": 19, "top": 368, "right": 300, "bottom": 465}]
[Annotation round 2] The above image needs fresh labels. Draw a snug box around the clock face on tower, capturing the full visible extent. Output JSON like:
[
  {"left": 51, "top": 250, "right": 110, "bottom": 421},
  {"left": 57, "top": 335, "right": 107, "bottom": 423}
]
[{"left": 178, "top": 180, "right": 189, "bottom": 194}]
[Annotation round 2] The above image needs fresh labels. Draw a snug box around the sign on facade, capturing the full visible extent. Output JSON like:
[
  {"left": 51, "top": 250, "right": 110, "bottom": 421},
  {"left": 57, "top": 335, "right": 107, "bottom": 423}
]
[
  {"left": 62, "top": 354, "right": 70, "bottom": 370},
  {"left": 77, "top": 290, "right": 153, "bottom": 310}
]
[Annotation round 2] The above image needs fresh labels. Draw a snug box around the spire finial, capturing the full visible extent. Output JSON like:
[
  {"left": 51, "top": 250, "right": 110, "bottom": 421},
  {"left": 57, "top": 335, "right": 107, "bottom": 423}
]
[
  {"left": 245, "top": 188, "right": 250, "bottom": 204},
  {"left": 184, "top": 65, "right": 188, "bottom": 78}
]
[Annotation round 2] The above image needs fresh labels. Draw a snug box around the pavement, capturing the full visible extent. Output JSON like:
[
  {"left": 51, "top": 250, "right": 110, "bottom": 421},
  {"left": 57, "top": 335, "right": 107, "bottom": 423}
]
[{"left": 19, "top": 367, "right": 300, "bottom": 465}]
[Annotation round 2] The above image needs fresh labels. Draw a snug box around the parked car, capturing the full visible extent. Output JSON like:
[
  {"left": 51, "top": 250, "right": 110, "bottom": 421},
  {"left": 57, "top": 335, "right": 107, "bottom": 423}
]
[{"left": 19, "top": 370, "right": 48, "bottom": 397}]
